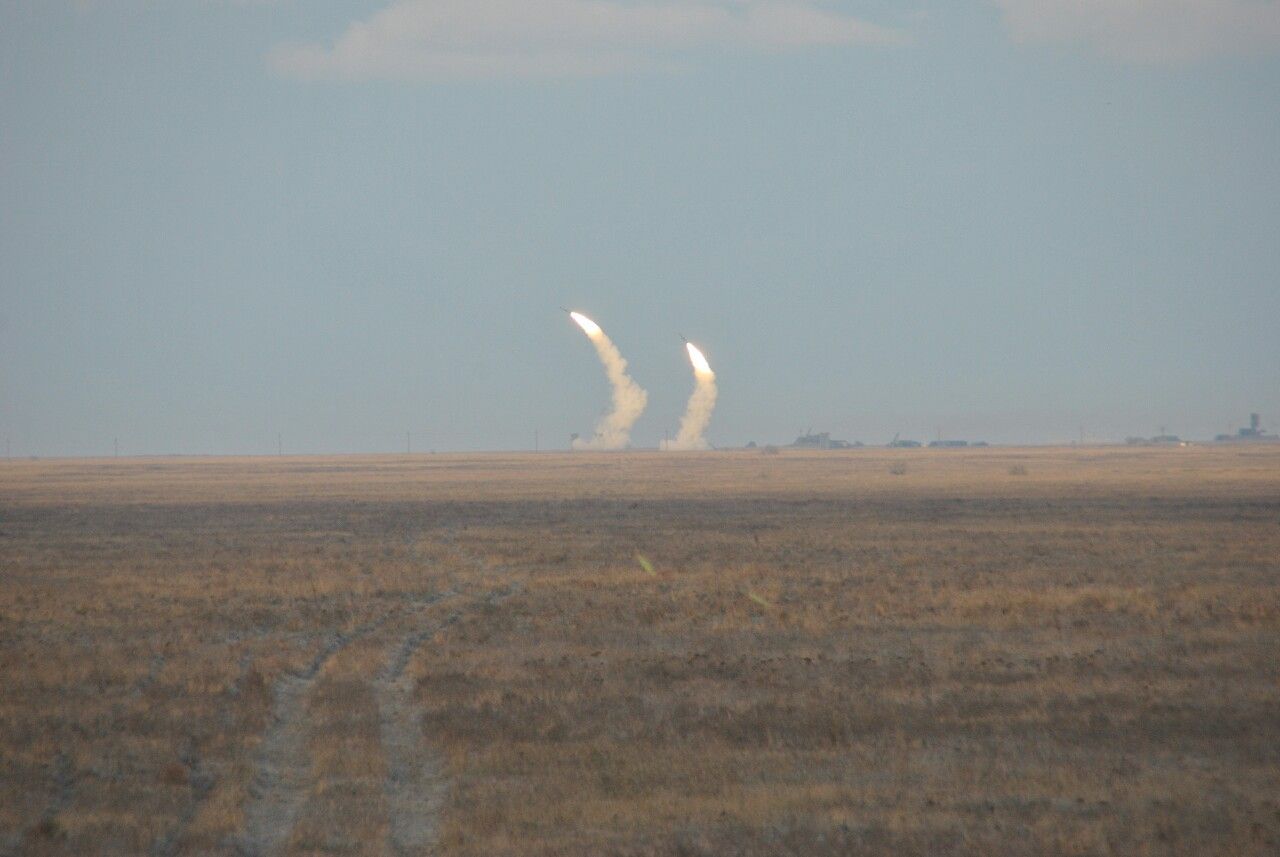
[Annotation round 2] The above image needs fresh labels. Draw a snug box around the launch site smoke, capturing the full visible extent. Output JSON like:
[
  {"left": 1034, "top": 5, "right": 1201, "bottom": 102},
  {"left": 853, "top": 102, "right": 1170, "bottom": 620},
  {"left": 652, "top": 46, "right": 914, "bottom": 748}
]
[
  {"left": 566, "top": 310, "right": 648, "bottom": 450},
  {"left": 663, "top": 339, "right": 717, "bottom": 451}
]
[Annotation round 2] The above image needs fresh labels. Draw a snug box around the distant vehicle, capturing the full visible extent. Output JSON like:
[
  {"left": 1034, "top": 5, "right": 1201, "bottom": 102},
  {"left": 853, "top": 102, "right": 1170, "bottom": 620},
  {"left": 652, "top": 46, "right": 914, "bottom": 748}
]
[
  {"left": 791, "top": 431, "right": 861, "bottom": 450},
  {"left": 1127, "top": 435, "right": 1188, "bottom": 447}
]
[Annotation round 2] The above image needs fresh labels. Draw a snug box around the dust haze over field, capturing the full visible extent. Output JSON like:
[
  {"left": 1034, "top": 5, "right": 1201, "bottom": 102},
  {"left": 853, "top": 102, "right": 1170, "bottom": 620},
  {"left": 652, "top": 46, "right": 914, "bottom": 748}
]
[{"left": 2, "top": 447, "right": 1279, "bottom": 855}]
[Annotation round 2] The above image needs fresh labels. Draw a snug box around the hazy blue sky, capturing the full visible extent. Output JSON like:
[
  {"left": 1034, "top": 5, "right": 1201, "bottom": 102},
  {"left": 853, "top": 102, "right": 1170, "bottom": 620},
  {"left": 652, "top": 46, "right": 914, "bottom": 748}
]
[{"left": 2, "top": 1, "right": 1278, "bottom": 455}]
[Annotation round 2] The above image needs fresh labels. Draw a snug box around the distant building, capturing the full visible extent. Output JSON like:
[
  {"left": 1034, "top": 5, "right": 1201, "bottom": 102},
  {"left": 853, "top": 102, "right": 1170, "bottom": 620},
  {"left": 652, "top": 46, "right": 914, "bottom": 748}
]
[
  {"left": 1215, "top": 413, "right": 1277, "bottom": 443},
  {"left": 928, "top": 440, "right": 969, "bottom": 448}
]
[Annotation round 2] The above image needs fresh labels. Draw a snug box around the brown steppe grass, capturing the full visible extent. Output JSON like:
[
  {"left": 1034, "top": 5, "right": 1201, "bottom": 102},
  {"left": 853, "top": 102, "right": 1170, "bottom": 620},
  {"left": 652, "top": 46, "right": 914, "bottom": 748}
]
[{"left": 1, "top": 445, "right": 1278, "bottom": 855}]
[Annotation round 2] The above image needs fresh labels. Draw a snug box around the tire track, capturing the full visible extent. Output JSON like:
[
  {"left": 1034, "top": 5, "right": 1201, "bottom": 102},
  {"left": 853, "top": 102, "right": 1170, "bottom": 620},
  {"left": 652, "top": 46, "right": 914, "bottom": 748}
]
[
  {"left": 150, "top": 740, "right": 214, "bottom": 857},
  {"left": 234, "top": 620, "right": 383, "bottom": 857},
  {"left": 234, "top": 591, "right": 452, "bottom": 857},
  {"left": 375, "top": 620, "right": 453, "bottom": 857},
  {"left": 151, "top": 630, "right": 311, "bottom": 856},
  {"left": 376, "top": 585, "right": 521, "bottom": 856},
  {"left": 231, "top": 520, "right": 518, "bottom": 857}
]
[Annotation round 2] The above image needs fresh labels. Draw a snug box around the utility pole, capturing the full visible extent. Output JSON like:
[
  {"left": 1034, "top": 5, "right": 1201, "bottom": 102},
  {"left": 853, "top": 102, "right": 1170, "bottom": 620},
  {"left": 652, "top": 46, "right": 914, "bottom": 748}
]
[
  {"left": 114, "top": 437, "right": 119, "bottom": 458},
  {"left": 277, "top": 433, "right": 283, "bottom": 457},
  {"left": 407, "top": 431, "right": 412, "bottom": 455},
  {"left": 534, "top": 429, "right": 539, "bottom": 453}
]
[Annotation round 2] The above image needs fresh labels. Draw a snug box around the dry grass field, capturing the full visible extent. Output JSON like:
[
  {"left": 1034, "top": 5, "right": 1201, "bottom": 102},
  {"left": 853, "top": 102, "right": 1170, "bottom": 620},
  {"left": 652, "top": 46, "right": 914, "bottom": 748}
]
[{"left": 1, "top": 446, "right": 1278, "bottom": 856}]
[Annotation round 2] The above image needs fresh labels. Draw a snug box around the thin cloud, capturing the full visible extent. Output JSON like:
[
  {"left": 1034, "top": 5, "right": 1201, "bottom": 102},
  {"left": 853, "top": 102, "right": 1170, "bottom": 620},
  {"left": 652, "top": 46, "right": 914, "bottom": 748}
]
[
  {"left": 269, "top": 0, "right": 904, "bottom": 82},
  {"left": 993, "top": 0, "right": 1280, "bottom": 63}
]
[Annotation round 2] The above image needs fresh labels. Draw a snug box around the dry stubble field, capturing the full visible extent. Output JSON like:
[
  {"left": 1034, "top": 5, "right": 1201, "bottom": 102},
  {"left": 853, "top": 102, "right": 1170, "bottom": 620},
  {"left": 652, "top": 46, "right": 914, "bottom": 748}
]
[{"left": 1, "top": 446, "right": 1278, "bottom": 856}]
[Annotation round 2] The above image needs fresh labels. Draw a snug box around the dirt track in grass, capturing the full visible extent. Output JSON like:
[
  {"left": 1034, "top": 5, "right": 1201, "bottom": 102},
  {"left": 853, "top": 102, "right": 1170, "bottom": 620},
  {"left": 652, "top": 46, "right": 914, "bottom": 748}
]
[{"left": 1, "top": 446, "right": 1278, "bottom": 855}]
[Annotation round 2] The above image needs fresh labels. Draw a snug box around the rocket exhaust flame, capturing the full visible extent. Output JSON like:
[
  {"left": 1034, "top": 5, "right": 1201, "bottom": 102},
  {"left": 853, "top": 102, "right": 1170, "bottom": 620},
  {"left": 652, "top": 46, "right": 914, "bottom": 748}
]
[
  {"left": 569, "top": 311, "right": 602, "bottom": 338},
  {"left": 665, "top": 340, "right": 718, "bottom": 451},
  {"left": 685, "top": 342, "right": 713, "bottom": 376},
  {"left": 567, "top": 311, "right": 647, "bottom": 450}
]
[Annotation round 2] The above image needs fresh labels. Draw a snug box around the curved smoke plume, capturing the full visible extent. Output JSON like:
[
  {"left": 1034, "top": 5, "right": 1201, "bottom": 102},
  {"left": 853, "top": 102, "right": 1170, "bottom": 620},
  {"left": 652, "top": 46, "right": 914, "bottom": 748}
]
[
  {"left": 664, "top": 341, "right": 717, "bottom": 450},
  {"left": 568, "top": 312, "right": 648, "bottom": 450}
]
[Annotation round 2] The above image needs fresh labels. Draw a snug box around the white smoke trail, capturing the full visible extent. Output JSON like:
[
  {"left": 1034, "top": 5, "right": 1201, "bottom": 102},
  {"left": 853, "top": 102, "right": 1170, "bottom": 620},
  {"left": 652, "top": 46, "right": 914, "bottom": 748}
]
[
  {"left": 664, "top": 342, "right": 717, "bottom": 451},
  {"left": 568, "top": 312, "right": 648, "bottom": 450}
]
